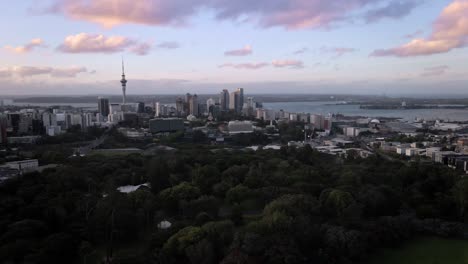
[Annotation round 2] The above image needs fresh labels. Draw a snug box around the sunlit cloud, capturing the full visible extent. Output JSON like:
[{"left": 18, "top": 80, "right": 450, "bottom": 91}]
[
  {"left": 57, "top": 33, "right": 133, "bottom": 53},
  {"left": 4, "top": 38, "right": 46, "bottom": 54},
  {"left": 371, "top": 0, "right": 468, "bottom": 57},
  {"left": 57, "top": 33, "right": 152, "bottom": 55},
  {"left": 224, "top": 45, "right": 252, "bottom": 56},
  {"left": 44, "top": 0, "right": 411, "bottom": 30}
]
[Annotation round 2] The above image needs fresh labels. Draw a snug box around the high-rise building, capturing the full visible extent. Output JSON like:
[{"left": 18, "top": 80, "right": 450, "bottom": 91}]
[
  {"left": 237, "top": 88, "right": 244, "bottom": 111},
  {"left": 42, "top": 112, "right": 57, "bottom": 128},
  {"left": 207, "top": 98, "right": 215, "bottom": 110},
  {"left": 98, "top": 97, "right": 110, "bottom": 118},
  {"left": 185, "top": 93, "right": 192, "bottom": 114},
  {"left": 155, "top": 102, "right": 161, "bottom": 117},
  {"left": 121, "top": 59, "right": 128, "bottom": 106},
  {"left": 219, "top": 89, "right": 229, "bottom": 111},
  {"left": 243, "top": 97, "right": 255, "bottom": 116},
  {"left": 137, "top": 102, "right": 145, "bottom": 113},
  {"left": 0, "top": 114, "right": 7, "bottom": 144},
  {"left": 109, "top": 104, "right": 122, "bottom": 114},
  {"left": 229, "top": 91, "right": 239, "bottom": 112},
  {"left": 176, "top": 97, "right": 184, "bottom": 116},
  {"left": 189, "top": 94, "right": 199, "bottom": 116},
  {"left": 311, "top": 114, "right": 325, "bottom": 130}
]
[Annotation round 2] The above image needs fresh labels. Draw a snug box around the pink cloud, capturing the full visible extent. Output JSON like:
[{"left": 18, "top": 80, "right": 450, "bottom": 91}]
[
  {"left": 272, "top": 59, "right": 304, "bottom": 68},
  {"left": 224, "top": 45, "right": 252, "bottom": 56},
  {"left": 219, "top": 62, "right": 269, "bottom": 69},
  {"left": 57, "top": 33, "right": 133, "bottom": 53},
  {"left": 46, "top": 0, "right": 394, "bottom": 30},
  {"left": 371, "top": 0, "right": 468, "bottom": 57},
  {"left": 57, "top": 33, "right": 153, "bottom": 55},
  {"left": 421, "top": 65, "right": 449, "bottom": 77},
  {"left": 4, "top": 38, "right": 46, "bottom": 54},
  {"left": 47, "top": 0, "right": 201, "bottom": 28}
]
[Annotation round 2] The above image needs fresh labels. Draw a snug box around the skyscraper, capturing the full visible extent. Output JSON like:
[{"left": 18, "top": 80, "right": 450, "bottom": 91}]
[
  {"left": 206, "top": 98, "right": 215, "bottom": 109},
  {"left": 155, "top": 102, "right": 161, "bottom": 117},
  {"left": 237, "top": 88, "right": 244, "bottom": 111},
  {"left": 219, "top": 89, "right": 229, "bottom": 111},
  {"left": 137, "top": 102, "right": 145, "bottom": 113},
  {"left": 121, "top": 59, "right": 127, "bottom": 105},
  {"left": 176, "top": 97, "right": 184, "bottom": 116},
  {"left": 185, "top": 93, "right": 192, "bottom": 114},
  {"left": 189, "top": 94, "right": 199, "bottom": 116},
  {"left": 229, "top": 91, "right": 239, "bottom": 112},
  {"left": 98, "top": 97, "right": 110, "bottom": 118}
]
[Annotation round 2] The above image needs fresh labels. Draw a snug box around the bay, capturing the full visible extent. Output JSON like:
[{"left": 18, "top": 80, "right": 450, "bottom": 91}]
[{"left": 263, "top": 101, "right": 468, "bottom": 121}]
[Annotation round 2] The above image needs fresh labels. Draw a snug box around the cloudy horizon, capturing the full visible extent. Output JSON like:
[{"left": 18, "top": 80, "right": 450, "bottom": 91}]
[{"left": 1, "top": 0, "right": 467, "bottom": 95}]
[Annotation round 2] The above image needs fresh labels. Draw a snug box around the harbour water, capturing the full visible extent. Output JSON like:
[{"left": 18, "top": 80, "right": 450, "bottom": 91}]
[
  {"left": 11, "top": 100, "right": 468, "bottom": 122},
  {"left": 263, "top": 101, "right": 468, "bottom": 122}
]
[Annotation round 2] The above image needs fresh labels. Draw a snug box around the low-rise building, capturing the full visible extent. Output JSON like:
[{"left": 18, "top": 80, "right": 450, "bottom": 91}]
[
  {"left": 434, "top": 151, "right": 458, "bottom": 164},
  {"left": 7, "top": 136, "right": 41, "bottom": 145},
  {"left": 2, "top": 159, "right": 39, "bottom": 174},
  {"left": 228, "top": 121, "right": 254, "bottom": 135},
  {"left": 405, "top": 148, "right": 425, "bottom": 157},
  {"left": 0, "top": 167, "right": 19, "bottom": 182},
  {"left": 426, "top": 147, "right": 441, "bottom": 159},
  {"left": 149, "top": 118, "right": 184, "bottom": 134},
  {"left": 344, "top": 127, "right": 360, "bottom": 137}
]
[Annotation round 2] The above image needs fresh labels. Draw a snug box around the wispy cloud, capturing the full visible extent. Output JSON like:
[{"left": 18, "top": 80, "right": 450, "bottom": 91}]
[
  {"left": 404, "top": 30, "right": 423, "bottom": 39},
  {"left": 293, "top": 47, "right": 308, "bottom": 55},
  {"left": 364, "top": 0, "right": 421, "bottom": 23},
  {"left": 157, "top": 41, "right": 180, "bottom": 49},
  {"left": 130, "top": 42, "right": 153, "bottom": 56},
  {"left": 421, "top": 65, "right": 449, "bottom": 76},
  {"left": 371, "top": 0, "right": 468, "bottom": 57},
  {"left": 0, "top": 66, "right": 88, "bottom": 78},
  {"left": 4, "top": 38, "right": 46, "bottom": 54},
  {"left": 321, "top": 46, "right": 356, "bottom": 57},
  {"left": 224, "top": 45, "right": 252, "bottom": 56},
  {"left": 218, "top": 62, "right": 268, "bottom": 69},
  {"left": 272, "top": 60, "right": 304, "bottom": 69}
]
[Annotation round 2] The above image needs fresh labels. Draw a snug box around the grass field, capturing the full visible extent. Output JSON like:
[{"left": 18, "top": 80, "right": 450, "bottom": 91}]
[{"left": 366, "top": 237, "right": 468, "bottom": 264}]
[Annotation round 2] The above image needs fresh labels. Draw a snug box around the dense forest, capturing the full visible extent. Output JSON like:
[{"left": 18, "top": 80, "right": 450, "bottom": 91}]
[{"left": 0, "top": 146, "right": 467, "bottom": 263}]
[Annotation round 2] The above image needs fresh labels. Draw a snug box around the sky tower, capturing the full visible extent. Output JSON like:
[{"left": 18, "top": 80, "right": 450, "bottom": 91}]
[{"left": 120, "top": 58, "right": 127, "bottom": 105}]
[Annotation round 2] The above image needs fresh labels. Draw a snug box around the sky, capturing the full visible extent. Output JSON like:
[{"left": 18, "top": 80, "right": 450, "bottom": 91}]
[{"left": 0, "top": 0, "right": 467, "bottom": 95}]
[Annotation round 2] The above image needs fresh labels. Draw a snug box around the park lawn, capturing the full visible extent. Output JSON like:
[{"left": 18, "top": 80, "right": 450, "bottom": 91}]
[{"left": 366, "top": 237, "right": 468, "bottom": 264}]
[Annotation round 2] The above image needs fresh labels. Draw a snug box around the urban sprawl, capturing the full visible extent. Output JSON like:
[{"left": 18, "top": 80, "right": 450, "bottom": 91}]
[{"left": 1, "top": 67, "right": 468, "bottom": 182}]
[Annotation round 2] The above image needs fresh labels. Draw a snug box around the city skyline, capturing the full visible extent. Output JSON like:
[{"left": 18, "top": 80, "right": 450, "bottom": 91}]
[{"left": 1, "top": 0, "right": 468, "bottom": 95}]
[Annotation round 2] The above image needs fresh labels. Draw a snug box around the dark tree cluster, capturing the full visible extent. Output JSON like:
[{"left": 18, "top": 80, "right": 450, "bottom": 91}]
[{"left": 0, "top": 145, "right": 466, "bottom": 263}]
